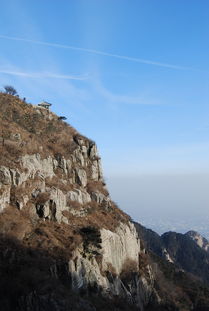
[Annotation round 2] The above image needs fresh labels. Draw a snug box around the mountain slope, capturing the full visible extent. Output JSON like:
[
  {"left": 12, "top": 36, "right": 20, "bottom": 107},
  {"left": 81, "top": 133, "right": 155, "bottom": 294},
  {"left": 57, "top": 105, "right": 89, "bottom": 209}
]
[
  {"left": 0, "top": 93, "right": 155, "bottom": 310},
  {"left": 1, "top": 92, "right": 209, "bottom": 311}
]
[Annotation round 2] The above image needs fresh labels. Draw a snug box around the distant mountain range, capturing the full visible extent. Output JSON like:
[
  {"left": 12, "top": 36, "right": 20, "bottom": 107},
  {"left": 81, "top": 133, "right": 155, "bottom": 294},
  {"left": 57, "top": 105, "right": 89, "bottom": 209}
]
[
  {"left": 134, "top": 222, "right": 209, "bottom": 285},
  {"left": 139, "top": 216, "right": 209, "bottom": 241}
]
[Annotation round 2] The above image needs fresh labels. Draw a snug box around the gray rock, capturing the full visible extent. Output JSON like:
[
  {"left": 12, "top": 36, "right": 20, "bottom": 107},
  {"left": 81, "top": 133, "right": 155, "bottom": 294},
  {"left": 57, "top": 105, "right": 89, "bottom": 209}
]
[
  {"left": 89, "top": 144, "right": 98, "bottom": 159},
  {"left": 68, "top": 189, "right": 91, "bottom": 205},
  {"left": 74, "top": 168, "right": 87, "bottom": 187},
  {"left": 21, "top": 154, "right": 55, "bottom": 181},
  {"left": 0, "top": 185, "right": 10, "bottom": 211},
  {"left": 49, "top": 188, "right": 67, "bottom": 222},
  {"left": 0, "top": 166, "right": 11, "bottom": 185},
  {"left": 73, "top": 149, "right": 85, "bottom": 166},
  {"left": 10, "top": 133, "right": 21, "bottom": 141}
]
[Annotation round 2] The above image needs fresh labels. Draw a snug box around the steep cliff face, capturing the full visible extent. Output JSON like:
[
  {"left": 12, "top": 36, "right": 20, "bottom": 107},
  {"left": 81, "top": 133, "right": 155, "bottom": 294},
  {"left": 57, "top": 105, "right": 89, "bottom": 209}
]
[
  {"left": 0, "top": 94, "right": 155, "bottom": 310},
  {"left": 2, "top": 94, "right": 209, "bottom": 311}
]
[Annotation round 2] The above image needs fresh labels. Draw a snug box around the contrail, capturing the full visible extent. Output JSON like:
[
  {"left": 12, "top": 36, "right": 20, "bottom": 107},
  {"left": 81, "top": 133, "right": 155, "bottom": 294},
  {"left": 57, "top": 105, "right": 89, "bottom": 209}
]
[
  {"left": 0, "top": 69, "right": 88, "bottom": 80},
  {"left": 0, "top": 34, "right": 189, "bottom": 70}
]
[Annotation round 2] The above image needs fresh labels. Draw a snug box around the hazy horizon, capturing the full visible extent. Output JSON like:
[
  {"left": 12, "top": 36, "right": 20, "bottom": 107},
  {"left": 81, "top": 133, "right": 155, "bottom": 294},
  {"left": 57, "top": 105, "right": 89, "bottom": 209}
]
[{"left": 106, "top": 173, "right": 209, "bottom": 238}]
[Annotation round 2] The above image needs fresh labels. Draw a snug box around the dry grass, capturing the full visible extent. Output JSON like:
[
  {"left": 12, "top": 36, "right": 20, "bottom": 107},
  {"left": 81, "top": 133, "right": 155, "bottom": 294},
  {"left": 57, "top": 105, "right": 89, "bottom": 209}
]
[
  {"left": 61, "top": 201, "right": 129, "bottom": 232},
  {"left": 46, "top": 176, "right": 74, "bottom": 193},
  {"left": 66, "top": 199, "right": 82, "bottom": 209},
  {"left": 138, "top": 252, "right": 149, "bottom": 273},
  {"left": 0, "top": 205, "right": 33, "bottom": 240},
  {"left": 0, "top": 204, "right": 82, "bottom": 259},
  {"left": 86, "top": 181, "right": 109, "bottom": 196},
  {"left": 24, "top": 221, "right": 82, "bottom": 259},
  {"left": 0, "top": 93, "right": 79, "bottom": 163},
  {"left": 35, "top": 192, "right": 50, "bottom": 205}
]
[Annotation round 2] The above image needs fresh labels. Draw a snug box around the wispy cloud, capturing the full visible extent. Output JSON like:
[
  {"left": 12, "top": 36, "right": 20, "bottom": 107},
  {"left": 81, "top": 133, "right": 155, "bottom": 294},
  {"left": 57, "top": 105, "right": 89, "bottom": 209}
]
[
  {"left": 0, "top": 34, "right": 189, "bottom": 70},
  {"left": 91, "top": 77, "right": 159, "bottom": 105},
  {"left": 0, "top": 68, "right": 88, "bottom": 80},
  {"left": 0, "top": 60, "right": 91, "bottom": 114}
]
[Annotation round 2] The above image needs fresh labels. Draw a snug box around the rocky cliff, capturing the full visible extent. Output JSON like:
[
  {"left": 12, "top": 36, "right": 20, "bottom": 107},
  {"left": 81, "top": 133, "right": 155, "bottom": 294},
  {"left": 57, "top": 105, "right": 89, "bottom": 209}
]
[
  {"left": 0, "top": 93, "right": 157, "bottom": 311},
  {"left": 1, "top": 93, "right": 209, "bottom": 311}
]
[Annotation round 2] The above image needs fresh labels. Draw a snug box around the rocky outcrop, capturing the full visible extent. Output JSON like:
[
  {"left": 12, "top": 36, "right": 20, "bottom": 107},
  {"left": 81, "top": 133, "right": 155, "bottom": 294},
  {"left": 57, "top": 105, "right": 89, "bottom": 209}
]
[
  {"left": 186, "top": 230, "right": 209, "bottom": 253},
  {"left": 0, "top": 136, "right": 105, "bottom": 219},
  {"left": 101, "top": 223, "right": 141, "bottom": 274},
  {"left": 69, "top": 222, "right": 153, "bottom": 309}
]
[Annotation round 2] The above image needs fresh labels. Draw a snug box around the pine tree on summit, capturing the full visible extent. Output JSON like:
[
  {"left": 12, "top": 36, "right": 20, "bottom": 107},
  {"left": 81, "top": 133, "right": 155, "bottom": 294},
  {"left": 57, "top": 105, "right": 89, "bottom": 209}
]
[{"left": 4, "top": 85, "right": 18, "bottom": 96}]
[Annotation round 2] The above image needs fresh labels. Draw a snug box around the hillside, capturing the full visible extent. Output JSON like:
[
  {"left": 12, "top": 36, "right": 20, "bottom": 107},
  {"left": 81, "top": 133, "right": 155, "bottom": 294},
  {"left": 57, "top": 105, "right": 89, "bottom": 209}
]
[
  {"left": 0, "top": 93, "right": 152, "bottom": 310},
  {"left": 0, "top": 92, "right": 209, "bottom": 311}
]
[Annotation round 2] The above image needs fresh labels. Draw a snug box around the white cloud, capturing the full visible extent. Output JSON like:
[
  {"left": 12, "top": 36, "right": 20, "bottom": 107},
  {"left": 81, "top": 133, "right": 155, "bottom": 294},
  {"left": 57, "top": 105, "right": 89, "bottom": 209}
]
[
  {"left": 0, "top": 69, "right": 88, "bottom": 80},
  {"left": 0, "top": 34, "right": 190, "bottom": 70}
]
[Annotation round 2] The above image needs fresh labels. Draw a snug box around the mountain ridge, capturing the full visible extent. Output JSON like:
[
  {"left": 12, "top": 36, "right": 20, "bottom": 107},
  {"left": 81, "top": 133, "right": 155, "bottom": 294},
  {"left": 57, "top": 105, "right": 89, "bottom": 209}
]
[{"left": 134, "top": 222, "right": 209, "bottom": 285}]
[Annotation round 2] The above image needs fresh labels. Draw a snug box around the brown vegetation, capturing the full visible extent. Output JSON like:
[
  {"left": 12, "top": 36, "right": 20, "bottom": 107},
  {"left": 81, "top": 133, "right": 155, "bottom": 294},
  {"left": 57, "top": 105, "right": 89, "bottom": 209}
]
[
  {"left": 45, "top": 176, "right": 74, "bottom": 193},
  {"left": 103, "top": 262, "right": 117, "bottom": 278},
  {"left": 0, "top": 204, "right": 82, "bottom": 259},
  {"left": 0, "top": 93, "right": 78, "bottom": 164},
  {"left": 138, "top": 252, "right": 149, "bottom": 273},
  {"left": 35, "top": 192, "right": 50, "bottom": 205},
  {"left": 120, "top": 258, "right": 139, "bottom": 280},
  {"left": 86, "top": 180, "right": 109, "bottom": 196}
]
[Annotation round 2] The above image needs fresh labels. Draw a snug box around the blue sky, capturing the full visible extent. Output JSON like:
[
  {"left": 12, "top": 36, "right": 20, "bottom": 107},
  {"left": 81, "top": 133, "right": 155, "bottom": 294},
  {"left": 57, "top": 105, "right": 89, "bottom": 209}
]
[{"left": 0, "top": 0, "right": 209, "bottom": 230}]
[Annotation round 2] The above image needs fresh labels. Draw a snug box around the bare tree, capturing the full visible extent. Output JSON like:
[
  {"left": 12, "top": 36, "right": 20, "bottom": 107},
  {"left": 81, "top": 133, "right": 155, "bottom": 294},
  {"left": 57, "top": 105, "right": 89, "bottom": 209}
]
[{"left": 4, "top": 85, "right": 18, "bottom": 96}]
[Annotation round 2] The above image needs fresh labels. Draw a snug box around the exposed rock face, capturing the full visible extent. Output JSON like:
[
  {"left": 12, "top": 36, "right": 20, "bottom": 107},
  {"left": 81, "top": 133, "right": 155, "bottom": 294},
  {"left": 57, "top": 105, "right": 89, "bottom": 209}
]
[
  {"left": 0, "top": 171, "right": 152, "bottom": 307},
  {"left": 21, "top": 154, "right": 56, "bottom": 180},
  {"left": 0, "top": 138, "right": 105, "bottom": 222},
  {"left": 0, "top": 94, "right": 156, "bottom": 310},
  {"left": 68, "top": 189, "right": 91, "bottom": 205},
  {"left": 101, "top": 223, "right": 140, "bottom": 275},
  {"left": 69, "top": 222, "right": 153, "bottom": 309},
  {"left": 0, "top": 166, "right": 12, "bottom": 185},
  {"left": 186, "top": 230, "right": 209, "bottom": 253},
  {"left": 74, "top": 168, "right": 87, "bottom": 187}
]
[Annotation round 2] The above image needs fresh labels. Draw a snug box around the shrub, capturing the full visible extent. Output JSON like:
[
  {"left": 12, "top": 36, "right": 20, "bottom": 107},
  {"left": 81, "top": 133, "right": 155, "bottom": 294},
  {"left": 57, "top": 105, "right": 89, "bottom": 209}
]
[
  {"left": 35, "top": 192, "right": 50, "bottom": 205},
  {"left": 86, "top": 181, "right": 109, "bottom": 196},
  {"left": 138, "top": 252, "right": 149, "bottom": 273},
  {"left": 79, "top": 226, "right": 102, "bottom": 252},
  {"left": 120, "top": 258, "right": 138, "bottom": 280},
  {"left": 58, "top": 116, "right": 67, "bottom": 121}
]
